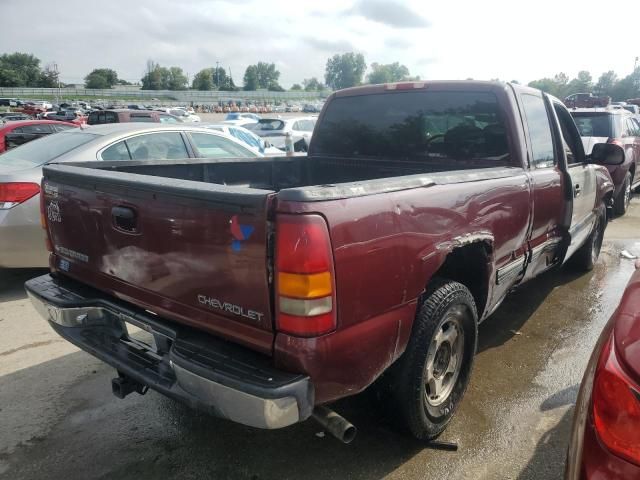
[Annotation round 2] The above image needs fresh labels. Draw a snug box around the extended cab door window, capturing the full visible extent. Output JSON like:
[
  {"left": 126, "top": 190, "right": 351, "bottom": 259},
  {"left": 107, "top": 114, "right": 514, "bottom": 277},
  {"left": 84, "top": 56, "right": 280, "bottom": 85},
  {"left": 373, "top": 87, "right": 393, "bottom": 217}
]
[{"left": 520, "top": 93, "right": 556, "bottom": 168}]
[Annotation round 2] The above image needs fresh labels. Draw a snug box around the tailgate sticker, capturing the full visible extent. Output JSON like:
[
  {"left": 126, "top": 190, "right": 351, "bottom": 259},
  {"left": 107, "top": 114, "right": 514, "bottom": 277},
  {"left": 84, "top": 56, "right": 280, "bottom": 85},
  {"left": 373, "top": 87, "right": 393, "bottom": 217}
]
[
  {"left": 54, "top": 245, "right": 89, "bottom": 263},
  {"left": 197, "top": 295, "right": 264, "bottom": 322},
  {"left": 47, "top": 201, "right": 62, "bottom": 223},
  {"left": 230, "top": 215, "right": 254, "bottom": 252}
]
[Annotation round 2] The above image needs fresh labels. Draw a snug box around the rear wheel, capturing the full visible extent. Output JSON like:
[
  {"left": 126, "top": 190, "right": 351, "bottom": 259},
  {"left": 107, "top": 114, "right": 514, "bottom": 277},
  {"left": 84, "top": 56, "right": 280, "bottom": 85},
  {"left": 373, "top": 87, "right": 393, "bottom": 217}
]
[
  {"left": 388, "top": 279, "right": 478, "bottom": 440},
  {"left": 614, "top": 172, "right": 632, "bottom": 216},
  {"left": 571, "top": 202, "right": 606, "bottom": 271}
]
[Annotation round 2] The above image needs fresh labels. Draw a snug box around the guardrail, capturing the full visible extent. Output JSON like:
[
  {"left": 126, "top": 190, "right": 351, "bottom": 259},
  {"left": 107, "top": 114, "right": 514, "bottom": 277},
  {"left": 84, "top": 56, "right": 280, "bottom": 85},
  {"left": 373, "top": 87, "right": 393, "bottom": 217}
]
[{"left": 0, "top": 87, "right": 330, "bottom": 103}]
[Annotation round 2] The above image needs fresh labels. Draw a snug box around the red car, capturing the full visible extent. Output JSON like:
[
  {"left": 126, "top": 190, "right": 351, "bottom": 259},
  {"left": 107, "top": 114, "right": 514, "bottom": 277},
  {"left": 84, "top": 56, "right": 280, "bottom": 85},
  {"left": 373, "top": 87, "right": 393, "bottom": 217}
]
[
  {"left": 0, "top": 120, "right": 77, "bottom": 153},
  {"left": 566, "top": 262, "right": 640, "bottom": 479}
]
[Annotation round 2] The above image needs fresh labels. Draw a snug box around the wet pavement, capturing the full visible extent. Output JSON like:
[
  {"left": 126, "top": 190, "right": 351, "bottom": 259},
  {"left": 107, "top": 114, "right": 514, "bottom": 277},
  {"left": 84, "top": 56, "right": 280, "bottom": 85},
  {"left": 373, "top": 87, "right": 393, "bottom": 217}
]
[{"left": 1, "top": 199, "right": 639, "bottom": 480}]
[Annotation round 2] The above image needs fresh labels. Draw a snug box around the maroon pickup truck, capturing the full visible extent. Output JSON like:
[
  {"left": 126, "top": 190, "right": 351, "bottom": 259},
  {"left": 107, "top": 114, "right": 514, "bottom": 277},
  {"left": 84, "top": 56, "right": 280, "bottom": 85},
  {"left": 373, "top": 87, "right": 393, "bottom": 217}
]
[{"left": 26, "top": 81, "right": 623, "bottom": 443}]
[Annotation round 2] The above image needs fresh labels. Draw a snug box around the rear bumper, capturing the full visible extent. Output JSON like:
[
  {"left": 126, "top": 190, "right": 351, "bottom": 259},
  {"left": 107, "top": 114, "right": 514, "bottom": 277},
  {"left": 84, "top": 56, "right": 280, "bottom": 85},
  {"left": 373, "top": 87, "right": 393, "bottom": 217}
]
[{"left": 25, "top": 273, "right": 314, "bottom": 429}]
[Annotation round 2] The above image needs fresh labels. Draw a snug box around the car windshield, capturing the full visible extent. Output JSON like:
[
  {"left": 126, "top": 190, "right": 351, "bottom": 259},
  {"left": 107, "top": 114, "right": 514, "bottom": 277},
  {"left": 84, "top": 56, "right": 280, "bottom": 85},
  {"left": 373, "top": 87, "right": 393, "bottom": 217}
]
[
  {"left": 252, "top": 120, "right": 285, "bottom": 131},
  {"left": 312, "top": 90, "right": 510, "bottom": 164},
  {"left": 571, "top": 113, "right": 614, "bottom": 137},
  {"left": 225, "top": 113, "right": 240, "bottom": 120},
  {"left": 0, "top": 131, "right": 99, "bottom": 168}
]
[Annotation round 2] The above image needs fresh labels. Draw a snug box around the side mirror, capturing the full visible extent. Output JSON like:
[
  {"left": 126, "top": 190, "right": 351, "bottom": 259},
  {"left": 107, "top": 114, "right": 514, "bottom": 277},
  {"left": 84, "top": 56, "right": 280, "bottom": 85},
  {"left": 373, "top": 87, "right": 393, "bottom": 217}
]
[{"left": 590, "top": 143, "right": 625, "bottom": 165}]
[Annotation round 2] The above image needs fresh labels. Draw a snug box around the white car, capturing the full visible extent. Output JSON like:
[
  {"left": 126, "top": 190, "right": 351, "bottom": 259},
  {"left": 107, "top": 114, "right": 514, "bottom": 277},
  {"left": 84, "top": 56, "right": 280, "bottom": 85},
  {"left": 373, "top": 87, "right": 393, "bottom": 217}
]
[
  {"left": 201, "top": 123, "right": 284, "bottom": 156},
  {"left": 157, "top": 107, "right": 201, "bottom": 123},
  {"left": 248, "top": 116, "right": 317, "bottom": 150}
]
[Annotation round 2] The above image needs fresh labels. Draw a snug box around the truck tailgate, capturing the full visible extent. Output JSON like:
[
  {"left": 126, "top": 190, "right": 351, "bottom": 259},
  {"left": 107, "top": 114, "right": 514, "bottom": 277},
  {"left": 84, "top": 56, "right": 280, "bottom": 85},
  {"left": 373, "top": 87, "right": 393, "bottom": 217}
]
[{"left": 42, "top": 164, "right": 276, "bottom": 353}]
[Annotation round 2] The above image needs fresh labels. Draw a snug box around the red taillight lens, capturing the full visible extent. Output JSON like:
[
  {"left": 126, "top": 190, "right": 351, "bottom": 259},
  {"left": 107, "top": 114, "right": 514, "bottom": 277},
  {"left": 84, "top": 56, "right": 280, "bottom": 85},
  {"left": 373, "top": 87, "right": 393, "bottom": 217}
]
[
  {"left": 592, "top": 335, "right": 640, "bottom": 466},
  {"left": 608, "top": 138, "right": 624, "bottom": 147},
  {"left": 275, "top": 214, "right": 336, "bottom": 337},
  {"left": 0, "top": 182, "right": 40, "bottom": 208}
]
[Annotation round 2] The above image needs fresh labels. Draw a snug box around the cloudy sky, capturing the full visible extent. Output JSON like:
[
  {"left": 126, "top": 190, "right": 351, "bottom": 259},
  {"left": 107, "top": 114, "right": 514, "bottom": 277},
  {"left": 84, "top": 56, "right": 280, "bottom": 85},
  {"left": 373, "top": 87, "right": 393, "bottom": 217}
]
[{"left": 1, "top": 0, "right": 638, "bottom": 87}]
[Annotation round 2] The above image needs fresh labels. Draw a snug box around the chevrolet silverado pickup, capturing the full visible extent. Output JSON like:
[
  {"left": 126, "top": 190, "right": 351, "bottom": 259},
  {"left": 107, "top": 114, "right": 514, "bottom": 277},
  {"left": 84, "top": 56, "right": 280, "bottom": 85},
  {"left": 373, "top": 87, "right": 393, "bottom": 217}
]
[{"left": 26, "top": 81, "right": 623, "bottom": 443}]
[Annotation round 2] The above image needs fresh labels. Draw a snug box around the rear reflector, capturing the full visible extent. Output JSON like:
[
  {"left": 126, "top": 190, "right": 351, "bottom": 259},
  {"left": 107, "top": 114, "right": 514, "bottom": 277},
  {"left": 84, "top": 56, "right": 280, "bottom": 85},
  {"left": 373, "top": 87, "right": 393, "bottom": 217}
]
[
  {"left": 275, "top": 214, "right": 336, "bottom": 337},
  {"left": 278, "top": 272, "right": 332, "bottom": 299},
  {"left": 0, "top": 182, "right": 40, "bottom": 209},
  {"left": 593, "top": 335, "right": 640, "bottom": 466}
]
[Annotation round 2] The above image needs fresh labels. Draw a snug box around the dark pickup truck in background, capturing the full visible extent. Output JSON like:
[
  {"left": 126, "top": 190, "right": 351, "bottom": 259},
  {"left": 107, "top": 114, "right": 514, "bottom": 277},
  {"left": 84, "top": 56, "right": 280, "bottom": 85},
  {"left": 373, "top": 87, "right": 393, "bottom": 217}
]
[{"left": 26, "top": 81, "right": 623, "bottom": 443}]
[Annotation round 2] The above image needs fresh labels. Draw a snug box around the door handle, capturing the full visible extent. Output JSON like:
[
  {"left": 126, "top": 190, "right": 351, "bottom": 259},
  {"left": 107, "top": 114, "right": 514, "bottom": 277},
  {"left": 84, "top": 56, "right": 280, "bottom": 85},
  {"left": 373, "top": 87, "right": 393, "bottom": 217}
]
[
  {"left": 574, "top": 184, "right": 581, "bottom": 198},
  {"left": 112, "top": 206, "right": 138, "bottom": 233}
]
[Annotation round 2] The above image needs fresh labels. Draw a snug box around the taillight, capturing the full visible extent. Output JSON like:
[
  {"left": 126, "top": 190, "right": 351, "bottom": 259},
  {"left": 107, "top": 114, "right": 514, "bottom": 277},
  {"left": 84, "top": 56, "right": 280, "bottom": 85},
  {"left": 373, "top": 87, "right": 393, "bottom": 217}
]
[
  {"left": 592, "top": 334, "right": 640, "bottom": 466},
  {"left": 275, "top": 214, "right": 336, "bottom": 337},
  {"left": 0, "top": 182, "right": 40, "bottom": 209},
  {"left": 608, "top": 138, "right": 624, "bottom": 147}
]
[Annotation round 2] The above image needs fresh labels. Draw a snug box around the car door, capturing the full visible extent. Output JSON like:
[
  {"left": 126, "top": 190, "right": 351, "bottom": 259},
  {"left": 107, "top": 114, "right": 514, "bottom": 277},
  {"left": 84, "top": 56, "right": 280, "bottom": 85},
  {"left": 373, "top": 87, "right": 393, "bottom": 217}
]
[
  {"left": 517, "top": 91, "right": 565, "bottom": 281},
  {"left": 549, "top": 98, "right": 598, "bottom": 262},
  {"left": 626, "top": 117, "right": 640, "bottom": 188}
]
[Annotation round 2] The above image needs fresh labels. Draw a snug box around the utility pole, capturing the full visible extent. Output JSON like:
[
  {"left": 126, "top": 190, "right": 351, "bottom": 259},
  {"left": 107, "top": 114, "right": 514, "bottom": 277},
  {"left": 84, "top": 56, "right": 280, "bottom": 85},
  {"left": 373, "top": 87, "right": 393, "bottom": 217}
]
[
  {"left": 52, "top": 62, "right": 60, "bottom": 106},
  {"left": 216, "top": 61, "right": 220, "bottom": 87}
]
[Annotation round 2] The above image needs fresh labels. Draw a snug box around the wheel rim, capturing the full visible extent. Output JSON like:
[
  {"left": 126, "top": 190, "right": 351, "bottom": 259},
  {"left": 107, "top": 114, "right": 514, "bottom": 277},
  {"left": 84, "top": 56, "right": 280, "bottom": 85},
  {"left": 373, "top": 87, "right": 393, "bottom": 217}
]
[{"left": 424, "top": 307, "right": 465, "bottom": 407}]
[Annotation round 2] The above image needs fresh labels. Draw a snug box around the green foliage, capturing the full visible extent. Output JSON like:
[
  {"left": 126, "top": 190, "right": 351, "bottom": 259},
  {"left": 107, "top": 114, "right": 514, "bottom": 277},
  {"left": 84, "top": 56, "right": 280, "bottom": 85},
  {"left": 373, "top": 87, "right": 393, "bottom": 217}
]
[
  {"left": 85, "top": 68, "right": 119, "bottom": 89},
  {"left": 243, "top": 62, "right": 281, "bottom": 91},
  {"left": 529, "top": 69, "right": 640, "bottom": 101},
  {"left": 141, "top": 61, "right": 187, "bottom": 90},
  {"left": 366, "top": 62, "right": 411, "bottom": 84},
  {"left": 325, "top": 52, "right": 366, "bottom": 90},
  {"left": 290, "top": 83, "right": 302, "bottom": 91},
  {"left": 0, "top": 52, "right": 42, "bottom": 87},
  {"left": 192, "top": 68, "right": 214, "bottom": 90},
  {"left": 303, "top": 77, "right": 325, "bottom": 91}
]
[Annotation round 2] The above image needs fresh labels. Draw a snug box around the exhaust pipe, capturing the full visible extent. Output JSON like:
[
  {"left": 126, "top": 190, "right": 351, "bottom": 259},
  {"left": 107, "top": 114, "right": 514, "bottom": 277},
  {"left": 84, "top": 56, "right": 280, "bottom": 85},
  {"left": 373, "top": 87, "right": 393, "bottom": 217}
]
[{"left": 312, "top": 406, "right": 357, "bottom": 444}]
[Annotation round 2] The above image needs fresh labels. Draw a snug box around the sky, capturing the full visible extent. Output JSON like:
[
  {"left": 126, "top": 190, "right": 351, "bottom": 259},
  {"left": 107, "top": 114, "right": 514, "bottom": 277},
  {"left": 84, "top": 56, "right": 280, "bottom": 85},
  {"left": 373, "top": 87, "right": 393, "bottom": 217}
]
[{"left": 1, "top": 0, "right": 638, "bottom": 88}]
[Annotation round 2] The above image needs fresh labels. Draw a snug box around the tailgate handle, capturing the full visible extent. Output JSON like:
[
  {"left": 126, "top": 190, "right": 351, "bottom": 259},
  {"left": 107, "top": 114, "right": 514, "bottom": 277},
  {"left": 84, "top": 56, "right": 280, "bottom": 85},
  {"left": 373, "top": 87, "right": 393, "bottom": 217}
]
[{"left": 112, "top": 206, "right": 138, "bottom": 233}]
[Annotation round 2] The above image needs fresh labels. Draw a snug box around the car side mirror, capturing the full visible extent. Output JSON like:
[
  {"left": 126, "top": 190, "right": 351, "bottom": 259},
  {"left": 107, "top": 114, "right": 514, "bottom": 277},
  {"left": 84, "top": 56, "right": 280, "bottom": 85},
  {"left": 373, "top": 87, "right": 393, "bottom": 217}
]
[{"left": 590, "top": 143, "right": 625, "bottom": 165}]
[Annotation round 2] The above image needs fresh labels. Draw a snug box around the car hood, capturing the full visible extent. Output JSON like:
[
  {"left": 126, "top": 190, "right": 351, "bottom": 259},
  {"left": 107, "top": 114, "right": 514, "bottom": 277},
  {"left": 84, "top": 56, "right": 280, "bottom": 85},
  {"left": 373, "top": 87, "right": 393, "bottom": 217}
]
[
  {"left": 614, "top": 267, "right": 640, "bottom": 383},
  {"left": 581, "top": 136, "right": 609, "bottom": 155}
]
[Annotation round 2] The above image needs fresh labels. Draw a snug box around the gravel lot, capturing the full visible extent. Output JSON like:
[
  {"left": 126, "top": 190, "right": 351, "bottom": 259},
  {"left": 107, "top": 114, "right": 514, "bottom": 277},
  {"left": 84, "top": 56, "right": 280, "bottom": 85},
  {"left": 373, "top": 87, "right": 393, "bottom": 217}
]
[{"left": 1, "top": 199, "right": 639, "bottom": 480}]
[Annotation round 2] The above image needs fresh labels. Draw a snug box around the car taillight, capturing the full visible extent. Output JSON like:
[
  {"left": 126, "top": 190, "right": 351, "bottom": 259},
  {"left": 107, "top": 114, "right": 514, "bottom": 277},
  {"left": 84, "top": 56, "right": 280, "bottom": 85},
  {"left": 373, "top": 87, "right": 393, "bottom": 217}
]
[
  {"left": 275, "top": 214, "right": 336, "bottom": 337},
  {"left": 608, "top": 138, "right": 624, "bottom": 147},
  {"left": 0, "top": 182, "right": 40, "bottom": 209},
  {"left": 592, "top": 334, "right": 640, "bottom": 466}
]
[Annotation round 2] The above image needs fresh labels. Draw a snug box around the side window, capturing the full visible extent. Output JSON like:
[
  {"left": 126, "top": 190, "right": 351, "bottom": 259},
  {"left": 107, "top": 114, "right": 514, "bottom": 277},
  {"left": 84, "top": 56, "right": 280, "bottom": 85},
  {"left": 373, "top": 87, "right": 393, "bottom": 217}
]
[
  {"left": 101, "top": 141, "right": 131, "bottom": 161},
  {"left": 125, "top": 132, "right": 189, "bottom": 160},
  {"left": 9, "top": 127, "right": 25, "bottom": 134},
  {"left": 553, "top": 103, "right": 584, "bottom": 165},
  {"left": 53, "top": 124, "right": 75, "bottom": 132},
  {"left": 190, "top": 133, "right": 254, "bottom": 158},
  {"left": 104, "top": 112, "right": 118, "bottom": 124},
  {"left": 23, "top": 124, "right": 53, "bottom": 134},
  {"left": 520, "top": 93, "right": 556, "bottom": 168},
  {"left": 130, "top": 115, "right": 154, "bottom": 123},
  {"left": 292, "top": 121, "right": 302, "bottom": 131},
  {"left": 624, "top": 118, "right": 638, "bottom": 137}
]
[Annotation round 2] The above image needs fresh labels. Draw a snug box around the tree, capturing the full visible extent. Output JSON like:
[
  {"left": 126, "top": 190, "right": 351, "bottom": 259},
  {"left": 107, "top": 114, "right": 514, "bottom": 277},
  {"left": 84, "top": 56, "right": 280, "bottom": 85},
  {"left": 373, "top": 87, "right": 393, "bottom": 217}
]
[
  {"left": 595, "top": 71, "right": 619, "bottom": 96},
  {"left": 243, "top": 65, "right": 258, "bottom": 90},
  {"left": 0, "top": 52, "right": 42, "bottom": 87},
  {"left": 290, "top": 83, "right": 302, "bottom": 91},
  {"left": 303, "top": 77, "right": 325, "bottom": 91},
  {"left": 243, "top": 62, "right": 281, "bottom": 90},
  {"left": 140, "top": 61, "right": 187, "bottom": 90},
  {"left": 85, "top": 68, "right": 119, "bottom": 89},
  {"left": 366, "top": 62, "right": 411, "bottom": 84},
  {"left": 610, "top": 68, "right": 640, "bottom": 101},
  {"left": 325, "top": 52, "right": 366, "bottom": 90},
  {"left": 167, "top": 66, "right": 188, "bottom": 90},
  {"left": 39, "top": 64, "right": 60, "bottom": 88},
  {"left": 528, "top": 72, "right": 571, "bottom": 98},
  {"left": 192, "top": 68, "right": 214, "bottom": 90}
]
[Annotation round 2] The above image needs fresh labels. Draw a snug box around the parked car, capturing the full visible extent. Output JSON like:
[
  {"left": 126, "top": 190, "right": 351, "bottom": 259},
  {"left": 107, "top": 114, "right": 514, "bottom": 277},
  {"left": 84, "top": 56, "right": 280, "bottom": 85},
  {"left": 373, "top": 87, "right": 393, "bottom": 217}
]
[
  {"left": 0, "top": 123, "right": 259, "bottom": 268},
  {"left": 159, "top": 108, "right": 201, "bottom": 123},
  {"left": 0, "top": 112, "right": 32, "bottom": 122},
  {"left": 565, "top": 263, "right": 640, "bottom": 479},
  {"left": 27, "top": 81, "right": 620, "bottom": 444},
  {"left": 0, "top": 120, "right": 77, "bottom": 153},
  {"left": 248, "top": 116, "right": 317, "bottom": 150},
  {"left": 571, "top": 108, "right": 640, "bottom": 215},
  {"left": 200, "top": 123, "right": 284, "bottom": 155},
  {"left": 565, "top": 93, "right": 611, "bottom": 108},
  {"left": 225, "top": 112, "right": 261, "bottom": 122},
  {"left": 0, "top": 98, "right": 19, "bottom": 107},
  {"left": 46, "top": 110, "right": 87, "bottom": 125},
  {"left": 88, "top": 109, "right": 183, "bottom": 125}
]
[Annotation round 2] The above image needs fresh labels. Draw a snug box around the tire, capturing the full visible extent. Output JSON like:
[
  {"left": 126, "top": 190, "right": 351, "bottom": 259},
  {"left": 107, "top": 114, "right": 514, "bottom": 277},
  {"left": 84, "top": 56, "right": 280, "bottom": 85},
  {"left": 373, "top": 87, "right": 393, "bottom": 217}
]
[
  {"left": 388, "top": 279, "right": 478, "bottom": 440},
  {"left": 571, "top": 203, "right": 606, "bottom": 272},
  {"left": 614, "top": 172, "right": 632, "bottom": 216}
]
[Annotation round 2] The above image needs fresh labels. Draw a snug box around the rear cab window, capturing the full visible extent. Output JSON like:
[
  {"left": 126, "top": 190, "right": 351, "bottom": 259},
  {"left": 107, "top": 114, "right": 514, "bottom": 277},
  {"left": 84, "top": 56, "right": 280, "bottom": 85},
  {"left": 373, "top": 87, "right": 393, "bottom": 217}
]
[
  {"left": 572, "top": 113, "right": 615, "bottom": 138},
  {"left": 312, "top": 90, "right": 511, "bottom": 167}
]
